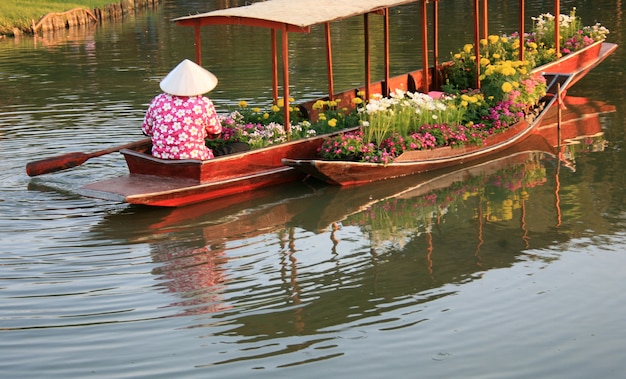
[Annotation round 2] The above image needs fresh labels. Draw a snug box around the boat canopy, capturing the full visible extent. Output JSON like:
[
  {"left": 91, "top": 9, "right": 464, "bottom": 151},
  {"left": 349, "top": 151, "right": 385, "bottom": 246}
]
[
  {"left": 174, "top": 0, "right": 423, "bottom": 130},
  {"left": 173, "top": 0, "right": 419, "bottom": 31}
]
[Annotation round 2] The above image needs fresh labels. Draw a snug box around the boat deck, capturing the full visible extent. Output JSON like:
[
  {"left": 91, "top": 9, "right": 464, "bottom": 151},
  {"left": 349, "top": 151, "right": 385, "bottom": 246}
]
[{"left": 79, "top": 166, "right": 300, "bottom": 207}]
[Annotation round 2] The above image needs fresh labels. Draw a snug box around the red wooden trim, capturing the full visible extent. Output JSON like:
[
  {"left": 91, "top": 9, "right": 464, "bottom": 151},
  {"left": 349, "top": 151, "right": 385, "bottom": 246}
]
[
  {"left": 177, "top": 16, "right": 309, "bottom": 33},
  {"left": 325, "top": 23, "right": 335, "bottom": 99}
]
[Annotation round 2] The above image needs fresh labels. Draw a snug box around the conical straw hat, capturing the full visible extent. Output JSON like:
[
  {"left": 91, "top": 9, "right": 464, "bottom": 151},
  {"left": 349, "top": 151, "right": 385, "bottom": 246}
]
[{"left": 159, "top": 59, "right": 218, "bottom": 96}]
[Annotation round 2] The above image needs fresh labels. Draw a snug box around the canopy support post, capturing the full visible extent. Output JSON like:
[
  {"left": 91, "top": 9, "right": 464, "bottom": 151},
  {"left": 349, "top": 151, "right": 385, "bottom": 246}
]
[
  {"left": 364, "top": 13, "right": 371, "bottom": 102},
  {"left": 482, "top": 0, "right": 488, "bottom": 39},
  {"left": 383, "top": 8, "right": 390, "bottom": 96},
  {"left": 421, "top": 0, "right": 429, "bottom": 93},
  {"left": 272, "top": 29, "right": 279, "bottom": 102},
  {"left": 554, "top": 0, "right": 560, "bottom": 60},
  {"left": 519, "top": 0, "right": 526, "bottom": 61},
  {"left": 325, "top": 22, "right": 335, "bottom": 100},
  {"left": 193, "top": 22, "right": 202, "bottom": 65},
  {"left": 433, "top": 0, "right": 440, "bottom": 89},
  {"left": 473, "top": 0, "right": 481, "bottom": 89},
  {"left": 281, "top": 25, "right": 291, "bottom": 133}
]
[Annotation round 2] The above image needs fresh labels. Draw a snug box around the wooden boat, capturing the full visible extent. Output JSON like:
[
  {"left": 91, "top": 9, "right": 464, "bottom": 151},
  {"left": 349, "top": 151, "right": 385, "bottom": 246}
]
[
  {"left": 293, "top": 96, "right": 615, "bottom": 232},
  {"left": 78, "top": 131, "right": 347, "bottom": 207},
  {"left": 282, "top": 33, "right": 616, "bottom": 187},
  {"left": 27, "top": 0, "right": 616, "bottom": 206}
]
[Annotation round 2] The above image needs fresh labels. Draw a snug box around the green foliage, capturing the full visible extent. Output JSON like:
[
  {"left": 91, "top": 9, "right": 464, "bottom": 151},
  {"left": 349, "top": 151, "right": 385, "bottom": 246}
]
[{"left": 0, "top": 0, "right": 115, "bottom": 35}]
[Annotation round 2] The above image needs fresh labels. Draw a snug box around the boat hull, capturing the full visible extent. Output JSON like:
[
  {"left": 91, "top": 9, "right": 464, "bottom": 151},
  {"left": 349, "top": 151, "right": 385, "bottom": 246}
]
[
  {"left": 79, "top": 130, "right": 354, "bottom": 207},
  {"left": 80, "top": 166, "right": 303, "bottom": 207},
  {"left": 532, "top": 41, "right": 617, "bottom": 87}
]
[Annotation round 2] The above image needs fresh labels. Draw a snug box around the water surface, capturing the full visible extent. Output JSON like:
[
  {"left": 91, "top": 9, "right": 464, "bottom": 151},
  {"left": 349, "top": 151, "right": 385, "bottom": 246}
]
[{"left": 1, "top": 0, "right": 626, "bottom": 377}]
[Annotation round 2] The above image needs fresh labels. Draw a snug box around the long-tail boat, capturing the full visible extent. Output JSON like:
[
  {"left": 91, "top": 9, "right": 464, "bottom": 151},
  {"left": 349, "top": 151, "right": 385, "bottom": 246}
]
[{"left": 25, "top": 0, "right": 617, "bottom": 207}]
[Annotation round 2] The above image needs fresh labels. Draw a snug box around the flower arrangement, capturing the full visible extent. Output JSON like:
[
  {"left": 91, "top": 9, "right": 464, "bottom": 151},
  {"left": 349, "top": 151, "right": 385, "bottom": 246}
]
[
  {"left": 207, "top": 97, "right": 361, "bottom": 150},
  {"left": 311, "top": 96, "right": 363, "bottom": 134},
  {"left": 444, "top": 7, "right": 609, "bottom": 84},
  {"left": 530, "top": 8, "right": 609, "bottom": 58},
  {"left": 319, "top": 72, "right": 545, "bottom": 163}
]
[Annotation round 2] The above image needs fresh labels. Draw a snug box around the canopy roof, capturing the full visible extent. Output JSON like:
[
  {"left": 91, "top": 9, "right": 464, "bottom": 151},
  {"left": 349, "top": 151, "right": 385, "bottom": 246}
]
[{"left": 173, "top": 0, "right": 419, "bottom": 31}]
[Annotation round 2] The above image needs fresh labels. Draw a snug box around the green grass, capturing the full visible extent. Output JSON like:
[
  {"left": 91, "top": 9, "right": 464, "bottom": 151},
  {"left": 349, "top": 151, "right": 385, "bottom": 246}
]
[{"left": 0, "top": 0, "right": 115, "bottom": 35}]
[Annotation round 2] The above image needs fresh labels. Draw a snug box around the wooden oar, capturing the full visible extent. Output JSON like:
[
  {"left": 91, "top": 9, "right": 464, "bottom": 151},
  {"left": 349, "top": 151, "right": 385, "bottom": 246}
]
[{"left": 26, "top": 137, "right": 152, "bottom": 177}]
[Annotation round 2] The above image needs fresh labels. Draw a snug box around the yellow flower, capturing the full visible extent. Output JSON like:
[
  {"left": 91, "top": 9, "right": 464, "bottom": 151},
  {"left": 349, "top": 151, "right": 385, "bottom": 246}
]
[
  {"left": 328, "top": 100, "right": 338, "bottom": 108},
  {"left": 276, "top": 98, "right": 284, "bottom": 107},
  {"left": 501, "top": 82, "right": 513, "bottom": 93},
  {"left": 480, "top": 38, "right": 488, "bottom": 46},
  {"left": 263, "top": 113, "right": 270, "bottom": 119},
  {"left": 492, "top": 53, "right": 501, "bottom": 59},
  {"left": 463, "top": 44, "right": 473, "bottom": 53},
  {"left": 488, "top": 35, "right": 499, "bottom": 44},
  {"left": 454, "top": 53, "right": 462, "bottom": 59},
  {"left": 480, "top": 57, "right": 490, "bottom": 66},
  {"left": 501, "top": 37, "right": 508, "bottom": 43},
  {"left": 271, "top": 105, "right": 280, "bottom": 112},
  {"left": 461, "top": 100, "right": 469, "bottom": 107},
  {"left": 528, "top": 42, "right": 538, "bottom": 49},
  {"left": 252, "top": 107, "right": 261, "bottom": 113},
  {"left": 238, "top": 100, "right": 248, "bottom": 108},
  {"left": 328, "top": 118, "right": 338, "bottom": 127},
  {"left": 312, "top": 100, "right": 325, "bottom": 110},
  {"left": 352, "top": 97, "right": 363, "bottom": 105},
  {"left": 318, "top": 113, "right": 327, "bottom": 121}
]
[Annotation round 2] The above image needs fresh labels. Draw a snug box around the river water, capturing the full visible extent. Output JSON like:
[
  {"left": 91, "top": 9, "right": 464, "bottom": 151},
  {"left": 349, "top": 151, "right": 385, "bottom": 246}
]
[{"left": 1, "top": 0, "right": 626, "bottom": 378}]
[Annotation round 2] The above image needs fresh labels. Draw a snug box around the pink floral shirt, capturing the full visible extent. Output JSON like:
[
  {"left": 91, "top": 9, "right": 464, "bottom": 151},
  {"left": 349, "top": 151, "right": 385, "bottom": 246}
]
[{"left": 142, "top": 93, "right": 222, "bottom": 160}]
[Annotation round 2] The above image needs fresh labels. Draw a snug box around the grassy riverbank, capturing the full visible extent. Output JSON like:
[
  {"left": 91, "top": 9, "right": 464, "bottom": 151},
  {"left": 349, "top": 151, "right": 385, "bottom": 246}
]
[{"left": 0, "top": 0, "right": 118, "bottom": 36}]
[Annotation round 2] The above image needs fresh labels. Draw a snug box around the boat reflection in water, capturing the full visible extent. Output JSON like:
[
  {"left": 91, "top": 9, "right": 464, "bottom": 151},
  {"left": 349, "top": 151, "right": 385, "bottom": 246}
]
[{"left": 92, "top": 97, "right": 613, "bottom": 331}]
